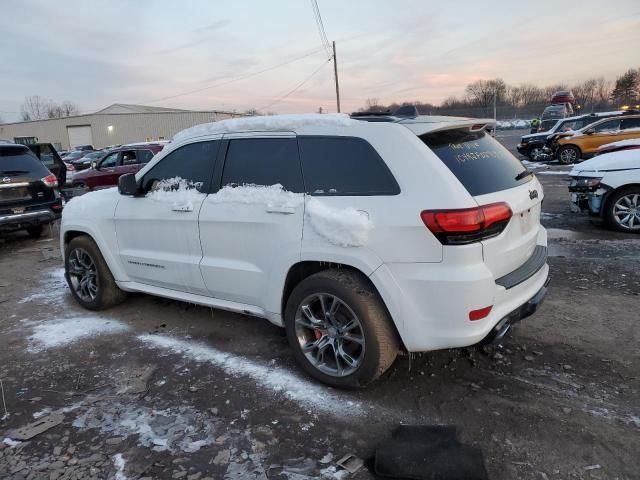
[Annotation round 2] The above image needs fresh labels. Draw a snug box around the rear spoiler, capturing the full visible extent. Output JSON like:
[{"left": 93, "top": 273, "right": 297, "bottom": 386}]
[{"left": 401, "top": 119, "right": 496, "bottom": 137}]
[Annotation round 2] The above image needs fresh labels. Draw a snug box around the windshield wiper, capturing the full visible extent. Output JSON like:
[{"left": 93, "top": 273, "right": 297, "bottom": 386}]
[{"left": 515, "top": 170, "right": 533, "bottom": 181}]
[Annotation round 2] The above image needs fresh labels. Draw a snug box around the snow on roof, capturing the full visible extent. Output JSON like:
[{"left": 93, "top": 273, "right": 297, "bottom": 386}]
[
  {"left": 172, "top": 113, "right": 355, "bottom": 142},
  {"left": 95, "top": 103, "right": 191, "bottom": 114}
]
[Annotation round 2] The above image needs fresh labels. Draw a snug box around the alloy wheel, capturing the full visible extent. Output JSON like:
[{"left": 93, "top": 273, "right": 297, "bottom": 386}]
[
  {"left": 613, "top": 193, "right": 640, "bottom": 230},
  {"left": 559, "top": 147, "right": 577, "bottom": 164},
  {"left": 294, "top": 293, "right": 365, "bottom": 377},
  {"left": 67, "top": 247, "right": 98, "bottom": 302}
]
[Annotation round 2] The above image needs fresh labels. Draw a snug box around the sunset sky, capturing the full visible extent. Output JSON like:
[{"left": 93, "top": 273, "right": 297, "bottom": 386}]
[{"left": 1, "top": 0, "right": 639, "bottom": 121}]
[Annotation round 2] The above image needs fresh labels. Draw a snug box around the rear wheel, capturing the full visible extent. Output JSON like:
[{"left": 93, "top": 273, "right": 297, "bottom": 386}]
[
  {"left": 26, "top": 225, "right": 44, "bottom": 238},
  {"left": 65, "top": 235, "right": 127, "bottom": 310},
  {"left": 604, "top": 187, "right": 640, "bottom": 233},
  {"left": 284, "top": 269, "right": 399, "bottom": 388},
  {"left": 557, "top": 145, "right": 580, "bottom": 164}
]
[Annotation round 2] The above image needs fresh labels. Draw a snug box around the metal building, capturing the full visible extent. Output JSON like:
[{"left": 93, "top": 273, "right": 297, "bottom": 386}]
[{"left": 0, "top": 104, "right": 244, "bottom": 150}]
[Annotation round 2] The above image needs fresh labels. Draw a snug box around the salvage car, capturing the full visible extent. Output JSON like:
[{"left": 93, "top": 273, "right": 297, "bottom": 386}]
[
  {"left": 1, "top": 144, "right": 63, "bottom": 237},
  {"left": 547, "top": 114, "right": 640, "bottom": 164},
  {"left": 71, "top": 142, "right": 165, "bottom": 193},
  {"left": 61, "top": 114, "right": 549, "bottom": 387},
  {"left": 569, "top": 149, "right": 640, "bottom": 232}
]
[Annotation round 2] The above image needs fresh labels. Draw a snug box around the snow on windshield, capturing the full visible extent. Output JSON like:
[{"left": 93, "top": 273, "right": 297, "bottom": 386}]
[{"left": 173, "top": 113, "right": 355, "bottom": 143}]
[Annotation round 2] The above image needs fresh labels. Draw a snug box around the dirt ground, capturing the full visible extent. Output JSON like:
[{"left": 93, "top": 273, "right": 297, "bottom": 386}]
[{"left": 0, "top": 131, "right": 638, "bottom": 480}]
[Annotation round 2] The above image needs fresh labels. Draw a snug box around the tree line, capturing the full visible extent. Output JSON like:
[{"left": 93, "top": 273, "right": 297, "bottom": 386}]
[
  {"left": 360, "top": 68, "right": 640, "bottom": 119},
  {"left": 20, "top": 95, "right": 79, "bottom": 121}
]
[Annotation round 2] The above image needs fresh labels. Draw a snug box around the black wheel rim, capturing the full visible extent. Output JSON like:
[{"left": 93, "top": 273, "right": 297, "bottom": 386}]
[{"left": 67, "top": 247, "right": 98, "bottom": 302}]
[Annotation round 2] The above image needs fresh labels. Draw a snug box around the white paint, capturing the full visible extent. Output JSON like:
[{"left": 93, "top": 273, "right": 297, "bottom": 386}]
[
  {"left": 28, "top": 317, "right": 129, "bottom": 352},
  {"left": 113, "top": 453, "right": 127, "bottom": 480},
  {"left": 139, "top": 334, "right": 362, "bottom": 416}
]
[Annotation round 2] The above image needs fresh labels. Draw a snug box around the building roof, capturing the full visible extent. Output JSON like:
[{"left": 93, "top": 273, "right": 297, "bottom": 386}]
[{"left": 94, "top": 103, "right": 190, "bottom": 114}]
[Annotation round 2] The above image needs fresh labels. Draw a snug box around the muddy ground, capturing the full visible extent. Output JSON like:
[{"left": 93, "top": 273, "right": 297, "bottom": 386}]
[{"left": 0, "top": 132, "right": 638, "bottom": 480}]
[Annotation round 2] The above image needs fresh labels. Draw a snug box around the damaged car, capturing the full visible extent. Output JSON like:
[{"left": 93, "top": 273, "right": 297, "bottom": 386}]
[{"left": 568, "top": 149, "right": 640, "bottom": 232}]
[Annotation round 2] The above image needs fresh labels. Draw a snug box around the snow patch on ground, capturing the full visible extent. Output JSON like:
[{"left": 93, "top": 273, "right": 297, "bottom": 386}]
[
  {"left": 210, "top": 184, "right": 303, "bottom": 208},
  {"left": 535, "top": 169, "right": 571, "bottom": 175},
  {"left": 3, "top": 438, "right": 22, "bottom": 448},
  {"left": 306, "top": 198, "right": 372, "bottom": 247},
  {"left": 28, "top": 317, "right": 129, "bottom": 352},
  {"left": 173, "top": 114, "right": 354, "bottom": 143},
  {"left": 139, "top": 334, "right": 362, "bottom": 416},
  {"left": 18, "top": 267, "right": 67, "bottom": 306},
  {"left": 113, "top": 453, "right": 127, "bottom": 480},
  {"left": 72, "top": 402, "right": 214, "bottom": 453},
  {"left": 146, "top": 177, "right": 206, "bottom": 210}
]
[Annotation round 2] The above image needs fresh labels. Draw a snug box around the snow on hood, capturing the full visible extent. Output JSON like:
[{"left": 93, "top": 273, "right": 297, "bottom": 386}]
[
  {"left": 571, "top": 149, "right": 640, "bottom": 174},
  {"left": 598, "top": 138, "right": 640, "bottom": 151},
  {"left": 173, "top": 113, "right": 355, "bottom": 142}
]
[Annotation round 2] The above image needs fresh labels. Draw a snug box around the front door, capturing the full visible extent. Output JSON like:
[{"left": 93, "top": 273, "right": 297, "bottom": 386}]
[
  {"left": 198, "top": 135, "right": 304, "bottom": 309},
  {"left": 114, "top": 140, "right": 219, "bottom": 295}
]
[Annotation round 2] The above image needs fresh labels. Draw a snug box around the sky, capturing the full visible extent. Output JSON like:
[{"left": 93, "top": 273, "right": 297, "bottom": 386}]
[{"left": 1, "top": 0, "right": 639, "bottom": 121}]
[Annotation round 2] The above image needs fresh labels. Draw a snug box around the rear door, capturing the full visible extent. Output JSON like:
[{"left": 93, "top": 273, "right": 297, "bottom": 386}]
[
  {"left": 620, "top": 117, "right": 640, "bottom": 140},
  {"left": 420, "top": 128, "right": 542, "bottom": 279},
  {"left": 27, "top": 144, "right": 66, "bottom": 186},
  {"left": 0, "top": 145, "right": 56, "bottom": 212},
  {"left": 583, "top": 119, "right": 622, "bottom": 154},
  {"left": 198, "top": 134, "right": 304, "bottom": 308}
]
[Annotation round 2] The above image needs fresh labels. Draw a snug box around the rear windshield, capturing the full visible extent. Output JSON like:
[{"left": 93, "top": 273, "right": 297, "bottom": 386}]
[
  {"left": 420, "top": 129, "right": 530, "bottom": 196},
  {"left": 0, "top": 147, "right": 50, "bottom": 177}
]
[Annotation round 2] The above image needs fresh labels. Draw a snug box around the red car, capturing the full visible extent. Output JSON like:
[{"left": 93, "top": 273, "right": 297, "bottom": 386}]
[{"left": 72, "top": 142, "right": 166, "bottom": 193}]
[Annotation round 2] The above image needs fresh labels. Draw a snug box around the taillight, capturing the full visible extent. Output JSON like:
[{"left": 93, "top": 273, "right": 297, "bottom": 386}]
[
  {"left": 469, "top": 305, "right": 492, "bottom": 321},
  {"left": 421, "top": 202, "right": 512, "bottom": 245},
  {"left": 41, "top": 174, "right": 58, "bottom": 188}
]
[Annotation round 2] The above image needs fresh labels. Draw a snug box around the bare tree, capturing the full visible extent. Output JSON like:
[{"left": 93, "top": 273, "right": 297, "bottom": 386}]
[
  {"left": 59, "top": 100, "right": 79, "bottom": 117},
  {"left": 21, "top": 95, "right": 51, "bottom": 121}
]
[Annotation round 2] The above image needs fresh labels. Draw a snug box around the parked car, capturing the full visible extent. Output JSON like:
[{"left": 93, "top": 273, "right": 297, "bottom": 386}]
[
  {"left": 546, "top": 114, "right": 640, "bottom": 164},
  {"left": 517, "top": 112, "right": 626, "bottom": 160},
  {"left": 568, "top": 149, "right": 640, "bottom": 232},
  {"left": 74, "top": 145, "right": 95, "bottom": 152},
  {"left": 26, "top": 143, "right": 67, "bottom": 186},
  {"left": 541, "top": 104, "right": 573, "bottom": 122},
  {"left": 71, "top": 143, "right": 165, "bottom": 193},
  {"left": 63, "top": 150, "right": 92, "bottom": 163},
  {"left": 61, "top": 114, "right": 549, "bottom": 387},
  {"left": 0, "top": 144, "right": 63, "bottom": 237},
  {"left": 596, "top": 138, "right": 640, "bottom": 155},
  {"left": 70, "top": 150, "right": 106, "bottom": 172}
]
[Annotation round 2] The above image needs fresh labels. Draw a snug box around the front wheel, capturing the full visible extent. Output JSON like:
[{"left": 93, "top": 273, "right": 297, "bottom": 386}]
[
  {"left": 604, "top": 187, "right": 640, "bottom": 233},
  {"left": 557, "top": 145, "right": 580, "bottom": 164},
  {"left": 65, "top": 235, "right": 128, "bottom": 310},
  {"left": 527, "top": 146, "right": 543, "bottom": 161},
  {"left": 284, "top": 269, "right": 399, "bottom": 388}
]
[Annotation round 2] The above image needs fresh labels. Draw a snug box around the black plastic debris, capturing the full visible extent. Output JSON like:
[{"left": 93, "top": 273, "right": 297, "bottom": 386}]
[{"left": 374, "top": 425, "right": 488, "bottom": 480}]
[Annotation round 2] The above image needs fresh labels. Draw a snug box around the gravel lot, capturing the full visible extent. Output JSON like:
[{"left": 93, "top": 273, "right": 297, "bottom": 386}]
[{"left": 0, "top": 130, "right": 638, "bottom": 480}]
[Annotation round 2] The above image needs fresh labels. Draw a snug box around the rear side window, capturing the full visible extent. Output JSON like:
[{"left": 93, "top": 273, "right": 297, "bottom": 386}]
[
  {"left": 143, "top": 141, "right": 218, "bottom": 192},
  {"left": 621, "top": 117, "right": 640, "bottom": 130},
  {"left": 420, "top": 129, "right": 530, "bottom": 197},
  {"left": 136, "top": 149, "right": 155, "bottom": 164},
  {"left": 222, "top": 138, "right": 303, "bottom": 192},
  {"left": 298, "top": 136, "right": 399, "bottom": 195},
  {"left": 0, "top": 146, "right": 50, "bottom": 177}
]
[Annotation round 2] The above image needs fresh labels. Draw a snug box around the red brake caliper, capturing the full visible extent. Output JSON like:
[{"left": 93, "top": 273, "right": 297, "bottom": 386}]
[{"left": 314, "top": 329, "right": 323, "bottom": 340}]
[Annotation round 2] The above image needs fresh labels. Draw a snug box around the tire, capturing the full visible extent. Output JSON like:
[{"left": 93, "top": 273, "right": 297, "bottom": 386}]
[
  {"left": 26, "top": 225, "right": 44, "bottom": 238},
  {"left": 527, "top": 145, "right": 543, "bottom": 161},
  {"left": 65, "top": 235, "right": 127, "bottom": 310},
  {"left": 557, "top": 145, "right": 580, "bottom": 165},
  {"left": 284, "top": 269, "right": 399, "bottom": 388},
  {"left": 603, "top": 187, "right": 640, "bottom": 233}
]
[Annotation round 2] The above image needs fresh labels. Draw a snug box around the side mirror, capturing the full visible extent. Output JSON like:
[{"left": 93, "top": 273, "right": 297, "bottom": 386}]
[
  {"left": 585, "top": 128, "right": 595, "bottom": 135},
  {"left": 118, "top": 173, "right": 139, "bottom": 196}
]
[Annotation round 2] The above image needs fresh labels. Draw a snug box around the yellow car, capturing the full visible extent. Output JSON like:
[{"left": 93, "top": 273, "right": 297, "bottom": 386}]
[{"left": 552, "top": 114, "right": 640, "bottom": 164}]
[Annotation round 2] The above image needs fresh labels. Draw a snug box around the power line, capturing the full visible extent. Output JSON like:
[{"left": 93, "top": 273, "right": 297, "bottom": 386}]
[
  {"left": 259, "top": 58, "right": 332, "bottom": 111},
  {"left": 310, "top": 0, "right": 331, "bottom": 55},
  {"left": 146, "top": 47, "right": 327, "bottom": 104}
]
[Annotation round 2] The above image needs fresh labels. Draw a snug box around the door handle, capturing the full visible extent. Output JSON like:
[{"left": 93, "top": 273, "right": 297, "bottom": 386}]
[
  {"left": 172, "top": 204, "right": 193, "bottom": 212},
  {"left": 266, "top": 206, "right": 296, "bottom": 214}
]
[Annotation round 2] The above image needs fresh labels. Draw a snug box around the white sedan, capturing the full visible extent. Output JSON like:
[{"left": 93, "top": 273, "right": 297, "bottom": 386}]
[{"left": 569, "top": 149, "right": 640, "bottom": 232}]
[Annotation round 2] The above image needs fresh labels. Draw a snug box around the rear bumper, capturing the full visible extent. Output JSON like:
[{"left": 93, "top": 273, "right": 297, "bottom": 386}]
[
  {"left": 0, "top": 209, "right": 59, "bottom": 231},
  {"left": 370, "top": 229, "right": 549, "bottom": 352}
]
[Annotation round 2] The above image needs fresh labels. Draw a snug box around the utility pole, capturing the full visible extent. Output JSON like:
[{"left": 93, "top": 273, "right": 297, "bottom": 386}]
[
  {"left": 493, "top": 88, "right": 497, "bottom": 123},
  {"left": 332, "top": 41, "right": 341, "bottom": 113}
]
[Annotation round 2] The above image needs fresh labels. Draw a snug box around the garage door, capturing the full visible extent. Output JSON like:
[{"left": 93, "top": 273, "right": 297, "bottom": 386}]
[{"left": 67, "top": 125, "right": 93, "bottom": 149}]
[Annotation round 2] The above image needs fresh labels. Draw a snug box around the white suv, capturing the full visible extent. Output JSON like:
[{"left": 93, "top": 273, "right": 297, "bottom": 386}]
[{"left": 61, "top": 113, "right": 549, "bottom": 388}]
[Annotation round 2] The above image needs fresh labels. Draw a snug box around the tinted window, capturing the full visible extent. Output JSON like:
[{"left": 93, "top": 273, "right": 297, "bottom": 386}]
[
  {"left": 121, "top": 150, "right": 137, "bottom": 166},
  {"left": 593, "top": 120, "right": 621, "bottom": 132},
  {"left": 420, "top": 129, "right": 530, "bottom": 196},
  {"left": 0, "top": 146, "right": 50, "bottom": 177},
  {"left": 136, "top": 149, "right": 155, "bottom": 164},
  {"left": 222, "top": 138, "right": 302, "bottom": 192},
  {"left": 100, "top": 152, "right": 119, "bottom": 168},
  {"left": 298, "top": 136, "right": 399, "bottom": 195},
  {"left": 143, "top": 141, "right": 218, "bottom": 192},
  {"left": 621, "top": 118, "right": 640, "bottom": 130}
]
